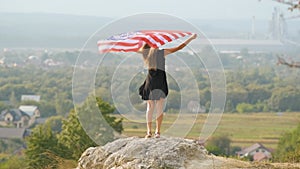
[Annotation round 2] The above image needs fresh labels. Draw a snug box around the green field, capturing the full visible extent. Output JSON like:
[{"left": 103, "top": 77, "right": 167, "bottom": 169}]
[{"left": 120, "top": 112, "right": 300, "bottom": 150}]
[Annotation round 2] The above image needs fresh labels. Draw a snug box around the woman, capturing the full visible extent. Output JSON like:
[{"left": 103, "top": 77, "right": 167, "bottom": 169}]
[{"left": 137, "top": 33, "right": 197, "bottom": 138}]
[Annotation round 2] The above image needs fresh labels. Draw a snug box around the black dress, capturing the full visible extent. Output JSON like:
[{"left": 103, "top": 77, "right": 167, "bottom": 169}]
[{"left": 139, "top": 49, "right": 169, "bottom": 100}]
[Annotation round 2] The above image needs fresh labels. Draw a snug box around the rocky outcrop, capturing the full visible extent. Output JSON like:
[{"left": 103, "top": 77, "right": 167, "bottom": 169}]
[{"left": 76, "top": 136, "right": 255, "bottom": 169}]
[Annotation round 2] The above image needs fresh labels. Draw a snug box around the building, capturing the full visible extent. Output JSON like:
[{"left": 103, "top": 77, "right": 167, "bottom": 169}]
[
  {"left": 19, "top": 105, "right": 41, "bottom": 126},
  {"left": 0, "top": 128, "right": 29, "bottom": 139},
  {"left": 0, "top": 109, "right": 30, "bottom": 128},
  {"left": 21, "top": 95, "right": 40, "bottom": 102},
  {"left": 19, "top": 105, "right": 40, "bottom": 117},
  {"left": 0, "top": 105, "right": 41, "bottom": 128},
  {"left": 237, "top": 143, "right": 272, "bottom": 161}
]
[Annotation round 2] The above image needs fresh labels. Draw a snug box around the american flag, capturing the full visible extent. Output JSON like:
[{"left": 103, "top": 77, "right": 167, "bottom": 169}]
[{"left": 97, "top": 30, "right": 193, "bottom": 53}]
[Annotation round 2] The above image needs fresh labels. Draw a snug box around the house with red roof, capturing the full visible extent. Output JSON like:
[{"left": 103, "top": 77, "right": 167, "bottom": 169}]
[{"left": 237, "top": 143, "right": 272, "bottom": 161}]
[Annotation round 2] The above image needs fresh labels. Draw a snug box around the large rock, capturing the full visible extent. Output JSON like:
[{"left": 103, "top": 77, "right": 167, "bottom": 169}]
[{"left": 76, "top": 136, "right": 251, "bottom": 169}]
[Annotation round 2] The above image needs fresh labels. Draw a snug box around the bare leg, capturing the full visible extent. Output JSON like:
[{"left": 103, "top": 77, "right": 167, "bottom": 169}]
[
  {"left": 146, "top": 100, "right": 155, "bottom": 137},
  {"left": 155, "top": 98, "right": 165, "bottom": 136}
]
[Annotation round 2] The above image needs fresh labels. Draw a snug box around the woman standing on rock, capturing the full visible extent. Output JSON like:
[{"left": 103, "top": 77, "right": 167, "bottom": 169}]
[{"left": 137, "top": 33, "right": 197, "bottom": 138}]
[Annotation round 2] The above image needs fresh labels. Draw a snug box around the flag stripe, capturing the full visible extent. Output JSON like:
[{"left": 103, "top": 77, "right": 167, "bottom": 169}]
[
  {"left": 154, "top": 34, "right": 170, "bottom": 44},
  {"left": 97, "top": 41, "right": 140, "bottom": 47},
  {"left": 148, "top": 34, "right": 165, "bottom": 46},
  {"left": 99, "top": 44, "right": 140, "bottom": 50},
  {"left": 99, "top": 44, "right": 141, "bottom": 53},
  {"left": 159, "top": 33, "right": 173, "bottom": 42}
]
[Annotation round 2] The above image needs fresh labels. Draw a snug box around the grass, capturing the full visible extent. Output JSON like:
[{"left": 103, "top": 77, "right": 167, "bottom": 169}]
[
  {"left": 119, "top": 112, "right": 300, "bottom": 150},
  {"left": 0, "top": 153, "right": 9, "bottom": 159}
]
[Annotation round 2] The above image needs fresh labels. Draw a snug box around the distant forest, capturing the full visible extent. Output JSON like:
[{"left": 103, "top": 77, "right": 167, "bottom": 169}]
[{"left": 0, "top": 48, "right": 300, "bottom": 117}]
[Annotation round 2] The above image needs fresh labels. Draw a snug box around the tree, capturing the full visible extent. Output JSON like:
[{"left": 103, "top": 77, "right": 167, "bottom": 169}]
[
  {"left": 38, "top": 101, "right": 57, "bottom": 117},
  {"left": 0, "top": 101, "right": 8, "bottom": 112},
  {"left": 25, "top": 97, "right": 122, "bottom": 168},
  {"left": 96, "top": 97, "right": 123, "bottom": 133},
  {"left": 274, "top": 123, "right": 300, "bottom": 162},
  {"left": 246, "top": 84, "right": 271, "bottom": 104},
  {"left": 225, "top": 100, "right": 235, "bottom": 113},
  {"left": 226, "top": 83, "right": 248, "bottom": 108},
  {"left": 206, "top": 135, "right": 232, "bottom": 157},
  {"left": 236, "top": 103, "right": 255, "bottom": 113},
  {"left": 58, "top": 109, "right": 97, "bottom": 160},
  {"left": 9, "top": 91, "right": 17, "bottom": 106},
  {"left": 0, "top": 156, "right": 27, "bottom": 169},
  {"left": 58, "top": 97, "right": 123, "bottom": 159},
  {"left": 25, "top": 124, "right": 70, "bottom": 169},
  {"left": 95, "top": 87, "right": 112, "bottom": 103},
  {"left": 200, "top": 88, "right": 211, "bottom": 108},
  {"left": 44, "top": 116, "right": 64, "bottom": 133},
  {"left": 166, "top": 90, "right": 181, "bottom": 110},
  {"left": 55, "top": 93, "right": 73, "bottom": 116},
  {"left": 269, "top": 87, "right": 300, "bottom": 111}
]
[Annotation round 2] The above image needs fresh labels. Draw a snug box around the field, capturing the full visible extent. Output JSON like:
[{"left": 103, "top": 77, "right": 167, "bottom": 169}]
[{"left": 120, "top": 112, "right": 300, "bottom": 150}]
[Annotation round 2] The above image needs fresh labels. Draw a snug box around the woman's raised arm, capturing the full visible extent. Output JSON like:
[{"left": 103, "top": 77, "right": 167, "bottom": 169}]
[{"left": 164, "top": 33, "right": 197, "bottom": 57}]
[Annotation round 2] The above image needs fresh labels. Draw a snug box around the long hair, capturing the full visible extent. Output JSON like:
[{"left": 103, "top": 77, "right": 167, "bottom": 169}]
[{"left": 142, "top": 44, "right": 157, "bottom": 70}]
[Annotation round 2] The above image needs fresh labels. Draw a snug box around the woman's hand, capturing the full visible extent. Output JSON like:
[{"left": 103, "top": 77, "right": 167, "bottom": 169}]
[{"left": 190, "top": 33, "right": 197, "bottom": 40}]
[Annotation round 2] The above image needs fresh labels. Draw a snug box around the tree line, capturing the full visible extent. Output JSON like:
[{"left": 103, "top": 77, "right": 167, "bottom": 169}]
[{"left": 1, "top": 63, "right": 300, "bottom": 117}]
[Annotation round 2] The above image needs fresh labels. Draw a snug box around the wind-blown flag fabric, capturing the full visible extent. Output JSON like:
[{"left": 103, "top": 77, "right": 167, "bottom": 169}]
[{"left": 97, "top": 30, "right": 193, "bottom": 53}]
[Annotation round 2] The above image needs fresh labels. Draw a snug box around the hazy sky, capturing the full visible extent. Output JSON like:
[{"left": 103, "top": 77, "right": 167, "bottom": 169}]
[{"left": 0, "top": 0, "right": 299, "bottom": 19}]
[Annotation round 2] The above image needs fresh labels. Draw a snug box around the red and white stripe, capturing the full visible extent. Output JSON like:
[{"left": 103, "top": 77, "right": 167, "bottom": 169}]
[{"left": 97, "top": 30, "right": 193, "bottom": 53}]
